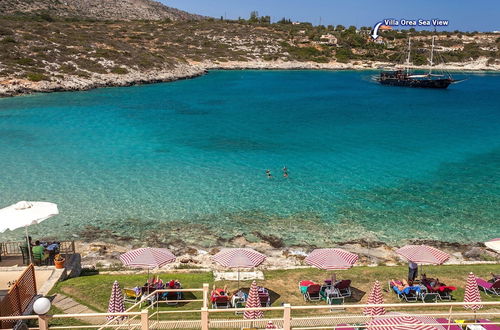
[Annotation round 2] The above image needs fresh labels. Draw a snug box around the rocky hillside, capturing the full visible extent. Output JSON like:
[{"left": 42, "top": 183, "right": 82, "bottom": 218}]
[
  {"left": 0, "top": 16, "right": 498, "bottom": 96},
  {"left": 0, "top": 0, "right": 201, "bottom": 21}
]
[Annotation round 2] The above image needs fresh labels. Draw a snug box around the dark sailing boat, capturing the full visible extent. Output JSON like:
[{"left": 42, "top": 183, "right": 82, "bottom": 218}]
[{"left": 377, "top": 37, "right": 463, "bottom": 89}]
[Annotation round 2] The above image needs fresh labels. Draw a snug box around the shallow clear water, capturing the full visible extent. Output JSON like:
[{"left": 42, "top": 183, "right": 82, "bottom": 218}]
[{"left": 0, "top": 70, "right": 499, "bottom": 247}]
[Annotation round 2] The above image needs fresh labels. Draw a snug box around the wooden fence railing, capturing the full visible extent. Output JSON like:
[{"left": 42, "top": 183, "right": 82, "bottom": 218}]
[
  {"left": 0, "top": 240, "right": 76, "bottom": 257},
  {"left": 0, "top": 264, "right": 37, "bottom": 329}
]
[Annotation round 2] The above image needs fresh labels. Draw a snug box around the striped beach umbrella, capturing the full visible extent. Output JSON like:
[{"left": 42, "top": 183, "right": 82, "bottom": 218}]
[
  {"left": 212, "top": 248, "right": 266, "bottom": 289},
  {"left": 107, "top": 281, "right": 126, "bottom": 321},
  {"left": 395, "top": 245, "right": 450, "bottom": 265},
  {"left": 485, "top": 238, "right": 500, "bottom": 253},
  {"left": 119, "top": 248, "right": 176, "bottom": 268},
  {"left": 367, "top": 313, "right": 443, "bottom": 330},
  {"left": 243, "top": 280, "right": 264, "bottom": 320},
  {"left": 120, "top": 248, "right": 176, "bottom": 293},
  {"left": 464, "top": 272, "right": 482, "bottom": 312},
  {"left": 363, "top": 281, "right": 385, "bottom": 316},
  {"left": 305, "top": 248, "right": 358, "bottom": 270}
]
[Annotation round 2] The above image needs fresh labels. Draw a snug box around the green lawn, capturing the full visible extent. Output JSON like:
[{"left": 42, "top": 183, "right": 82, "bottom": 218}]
[{"left": 49, "top": 264, "right": 500, "bottom": 324}]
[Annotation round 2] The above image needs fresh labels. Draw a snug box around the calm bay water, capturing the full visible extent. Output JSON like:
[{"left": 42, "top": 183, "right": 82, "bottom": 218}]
[{"left": 0, "top": 70, "right": 499, "bottom": 246}]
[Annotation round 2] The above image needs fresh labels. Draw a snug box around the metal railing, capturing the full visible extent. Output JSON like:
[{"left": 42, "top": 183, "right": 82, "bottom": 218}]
[
  {"left": 0, "top": 284, "right": 499, "bottom": 330},
  {"left": 0, "top": 240, "right": 76, "bottom": 257},
  {"left": 98, "top": 284, "right": 208, "bottom": 330}
]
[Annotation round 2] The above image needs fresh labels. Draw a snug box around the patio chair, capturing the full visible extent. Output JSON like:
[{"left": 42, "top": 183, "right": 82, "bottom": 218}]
[
  {"left": 437, "top": 287, "right": 454, "bottom": 301},
  {"left": 232, "top": 295, "right": 245, "bottom": 315},
  {"left": 388, "top": 280, "right": 418, "bottom": 303},
  {"left": 212, "top": 295, "right": 230, "bottom": 309},
  {"left": 123, "top": 288, "right": 142, "bottom": 304},
  {"left": 328, "top": 296, "right": 345, "bottom": 305},
  {"left": 476, "top": 319, "right": 500, "bottom": 330},
  {"left": 422, "top": 279, "right": 455, "bottom": 301},
  {"left": 420, "top": 292, "right": 439, "bottom": 303},
  {"left": 334, "top": 280, "right": 352, "bottom": 298},
  {"left": 32, "top": 249, "right": 49, "bottom": 266},
  {"left": 476, "top": 277, "right": 500, "bottom": 296},
  {"left": 258, "top": 288, "right": 271, "bottom": 307},
  {"left": 19, "top": 245, "right": 30, "bottom": 265},
  {"left": 304, "top": 284, "right": 322, "bottom": 302},
  {"left": 163, "top": 291, "right": 181, "bottom": 305}
]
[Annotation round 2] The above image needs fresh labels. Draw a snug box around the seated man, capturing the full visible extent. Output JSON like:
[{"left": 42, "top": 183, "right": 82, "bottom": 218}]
[{"left": 31, "top": 241, "right": 47, "bottom": 263}]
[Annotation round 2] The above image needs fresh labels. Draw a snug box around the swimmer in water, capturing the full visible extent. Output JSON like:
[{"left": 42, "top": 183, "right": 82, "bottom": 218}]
[
  {"left": 265, "top": 169, "right": 273, "bottom": 178},
  {"left": 283, "top": 166, "right": 289, "bottom": 178}
]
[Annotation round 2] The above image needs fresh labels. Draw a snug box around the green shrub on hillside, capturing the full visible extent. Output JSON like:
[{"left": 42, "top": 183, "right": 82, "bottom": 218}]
[
  {"left": 110, "top": 67, "right": 128, "bottom": 74},
  {"left": 26, "top": 72, "right": 48, "bottom": 81}
]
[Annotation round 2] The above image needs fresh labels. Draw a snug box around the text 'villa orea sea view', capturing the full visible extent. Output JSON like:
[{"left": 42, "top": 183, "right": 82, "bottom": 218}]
[{"left": 0, "top": 1, "right": 499, "bottom": 329}]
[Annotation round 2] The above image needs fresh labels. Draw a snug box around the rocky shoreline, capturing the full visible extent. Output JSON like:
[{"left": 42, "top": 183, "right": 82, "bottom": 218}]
[
  {"left": 1, "top": 58, "right": 499, "bottom": 98},
  {"left": 77, "top": 235, "right": 500, "bottom": 271}
]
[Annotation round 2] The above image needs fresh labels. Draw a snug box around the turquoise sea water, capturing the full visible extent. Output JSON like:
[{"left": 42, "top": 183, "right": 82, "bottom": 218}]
[{"left": 0, "top": 70, "right": 499, "bottom": 247}]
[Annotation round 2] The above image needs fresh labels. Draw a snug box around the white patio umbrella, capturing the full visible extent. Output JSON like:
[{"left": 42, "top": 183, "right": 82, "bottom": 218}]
[
  {"left": 485, "top": 238, "right": 500, "bottom": 254},
  {"left": 0, "top": 201, "right": 59, "bottom": 262}
]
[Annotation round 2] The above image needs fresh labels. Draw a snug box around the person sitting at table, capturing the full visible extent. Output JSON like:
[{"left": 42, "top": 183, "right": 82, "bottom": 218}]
[
  {"left": 32, "top": 241, "right": 48, "bottom": 264},
  {"left": 46, "top": 242, "right": 59, "bottom": 251}
]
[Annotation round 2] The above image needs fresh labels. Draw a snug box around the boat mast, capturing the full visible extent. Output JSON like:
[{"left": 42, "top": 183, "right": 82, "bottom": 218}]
[
  {"left": 429, "top": 36, "right": 435, "bottom": 75},
  {"left": 405, "top": 38, "right": 411, "bottom": 74}
]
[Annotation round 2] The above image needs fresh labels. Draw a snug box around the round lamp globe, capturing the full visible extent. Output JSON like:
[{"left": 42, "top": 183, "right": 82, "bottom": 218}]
[{"left": 33, "top": 297, "right": 51, "bottom": 315}]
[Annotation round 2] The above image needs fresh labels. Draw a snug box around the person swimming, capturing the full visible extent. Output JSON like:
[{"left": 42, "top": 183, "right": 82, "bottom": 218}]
[
  {"left": 265, "top": 169, "right": 273, "bottom": 178},
  {"left": 283, "top": 166, "right": 288, "bottom": 178}
]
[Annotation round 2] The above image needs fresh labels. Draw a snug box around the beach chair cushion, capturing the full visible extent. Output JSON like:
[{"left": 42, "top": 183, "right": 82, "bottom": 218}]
[
  {"left": 476, "top": 277, "right": 500, "bottom": 295},
  {"left": 123, "top": 288, "right": 141, "bottom": 303}
]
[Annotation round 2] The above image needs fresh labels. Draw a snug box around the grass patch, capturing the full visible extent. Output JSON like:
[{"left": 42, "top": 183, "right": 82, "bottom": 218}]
[{"left": 49, "top": 264, "right": 500, "bottom": 324}]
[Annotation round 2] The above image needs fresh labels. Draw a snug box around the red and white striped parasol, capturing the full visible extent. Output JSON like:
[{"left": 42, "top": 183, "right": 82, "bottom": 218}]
[
  {"left": 212, "top": 248, "right": 266, "bottom": 268},
  {"left": 212, "top": 248, "right": 266, "bottom": 289},
  {"left": 305, "top": 248, "right": 358, "bottom": 270},
  {"left": 363, "top": 280, "right": 386, "bottom": 316},
  {"left": 107, "top": 281, "right": 126, "bottom": 321},
  {"left": 119, "top": 247, "right": 176, "bottom": 268},
  {"left": 464, "top": 272, "right": 482, "bottom": 311},
  {"left": 244, "top": 280, "right": 264, "bottom": 320},
  {"left": 367, "top": 313, "right": 445, "bottom": 330},
  {"left": 120, "top": 248, "right": 176, "bottom": 294},
  {"left": 395, "top": 245, "right": 450, "bottom": 265}
]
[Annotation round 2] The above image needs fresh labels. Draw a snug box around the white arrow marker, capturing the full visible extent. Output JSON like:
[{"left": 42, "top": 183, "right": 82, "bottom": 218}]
[{"left": 371, "top": 22, "right": 383, "bottom": 40}]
